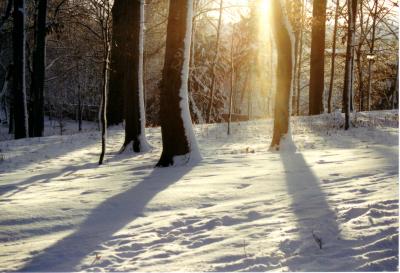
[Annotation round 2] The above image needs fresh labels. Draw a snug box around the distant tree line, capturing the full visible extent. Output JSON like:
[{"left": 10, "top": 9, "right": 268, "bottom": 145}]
[{"left": 0, "top": 0, "right": 398, "bottom": 164}]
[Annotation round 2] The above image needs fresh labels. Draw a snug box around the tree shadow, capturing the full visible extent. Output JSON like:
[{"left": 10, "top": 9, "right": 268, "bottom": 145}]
[
  {"left": 296, "top": 115, "right": 398, "bottom": 162},
  {"left": 280, "top": 151, "right": 341, "bottom": 269},
  {"left": 17, "top": 165, "right": 193, "bottom": 272},
  {"left": 0, "top": 134, "right": 100, "bottom": 173},
  {"left": 0, "top": 162, "right": 98, "bottom": 198}
]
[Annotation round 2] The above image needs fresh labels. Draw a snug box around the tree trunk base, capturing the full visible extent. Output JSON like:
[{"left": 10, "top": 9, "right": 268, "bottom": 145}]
[
  {"left": 119, "top": 139, "right": 141, "bottom": 154},
  {"left": 155, "top": 152, "right": 174, "bottom": 167}
]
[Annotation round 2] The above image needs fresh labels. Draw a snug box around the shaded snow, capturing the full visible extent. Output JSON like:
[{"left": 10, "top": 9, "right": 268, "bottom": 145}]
[{"left": 0, "top": 111, "right": 398, "bottom": 271}]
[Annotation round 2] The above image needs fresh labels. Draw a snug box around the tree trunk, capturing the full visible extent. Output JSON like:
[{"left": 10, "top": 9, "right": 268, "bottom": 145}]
[
  {"left": 12, "top": 0, "right": 28, "bottom": 139},
  {"left": 309, "top": 0, "right": 327, "bottom": 115},
  {"left": 78, "top": 92, "right": 82, "bottom": 131},
  {"left": 366, "top": 0, "right": 378, "bottom": 111},
  {"left": 393, "top": 60, "right": 399, "bottom": 109},
  {"left": 8, "top": 65, "right": 14, "bottom": 134},
  {"left": 107, "top": 1, "right": 124, "bottom": 126},
  {"left": 343, "top": 0, "right": 357, "bottom": 130},
  {"left": 327, "top": 0, "right": 340, "bottom": 113},
  {"left": 118, "top": 0, "right": 150, "bottom": 153},
  {"left": 30, "top": 0, "right": 47, "bottom": 137},
  {"left": 205, "top": 0, "right": 223, "bottom": 123},
  {"left": 270, "top": 0, "right": 294, "bottom": 150},
  {"left": 228, "top": 26, "right": 234, "bottom": 135},
  {"left": 157, "top": 0, "right": 201, "bottom": 167},
  {"left": 99, "top": 26, "right": 111, "bottom": 165},
  {"left": 356, "top": 46, "right": 363, "bottom": 111},
  {"left": 296, "top": 0, "right": 305, "bottom": 116},
  {"left": 357, "top": 0, "right": 364, "bottom": 111},
  {"left": 98, "top": 47, "right": 109, "bottom": 165}
]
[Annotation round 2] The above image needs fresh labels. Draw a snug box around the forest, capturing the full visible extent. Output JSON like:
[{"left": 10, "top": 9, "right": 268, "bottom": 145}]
[{"left": 0, "top": 0, "right": 398, "bottom": 272}]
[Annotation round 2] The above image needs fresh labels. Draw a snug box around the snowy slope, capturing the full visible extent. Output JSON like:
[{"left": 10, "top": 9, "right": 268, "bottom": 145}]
[{"left": 0, "top": 111, "right": 398, "bottom": 272}]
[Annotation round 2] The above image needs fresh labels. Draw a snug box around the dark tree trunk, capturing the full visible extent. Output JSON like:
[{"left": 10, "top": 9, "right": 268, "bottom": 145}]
[
  {"left": 30, "top": 0, "right": 47, "bottom": 137},
  {"left": 327, "top": 0, "right": 340, "bottom": 113},
  {"left": 4, "top": 64, "right": 13, "bottom": 134},
  {"left": 270, "top": 0, "right": 294, "bottom": 150},
  {"left": 12, "top": 0, "right": 28, "bottom": 139},
  {"left": 118, "top": 0, "right": 149, "bottom": 153},
  {"left": 343, "top": 0, "right": 357, "bottom": 130},
  {"left": 99, "top": 20, "right": 111, "bottom": 165},
  {"left": 99, "top": 51, "right": 109, "bottom": 165},
  {"left": 157, "top": 0, "right": 200, "bottom": 167},
  {"left": 309, "top": 0, "right": 327, "bottom": 115},
  {"left": 106, "top": 1, "right": 124, "bottom": 126}
]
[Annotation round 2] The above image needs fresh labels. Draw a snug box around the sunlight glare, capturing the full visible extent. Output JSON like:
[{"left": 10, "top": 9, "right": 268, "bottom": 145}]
[{"left": 258, "top": 0, "right": 271, "bottom": 41}]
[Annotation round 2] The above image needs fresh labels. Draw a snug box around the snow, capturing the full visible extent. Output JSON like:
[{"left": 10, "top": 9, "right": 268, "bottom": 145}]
[
  {"left": 177, "top": 0, "right": 202, "bottom": 165},
  {"left": 0, "top": 110, "right": 398, "bottom": 271}
]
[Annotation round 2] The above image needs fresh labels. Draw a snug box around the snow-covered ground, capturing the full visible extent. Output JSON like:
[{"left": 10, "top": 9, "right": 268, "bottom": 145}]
[{"left": 0, "top": 111, "right": 398, "bottom": 272}]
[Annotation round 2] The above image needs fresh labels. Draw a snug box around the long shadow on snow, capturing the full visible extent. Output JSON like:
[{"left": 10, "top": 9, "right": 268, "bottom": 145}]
[
  {"left": 0, "top": 133, "right": 101, "bottom": 174},
  {"left": 297, "top": 116, "right": 398, "bottom": 166},
  {"left": 17, "top": 165, "right": 193, "bottom": 272},
  {"left": 0, "top": 162, "right": 98, "bottom": 198},
  {"left": 280, "top": 151, "right": 341, "bottom": 270}
]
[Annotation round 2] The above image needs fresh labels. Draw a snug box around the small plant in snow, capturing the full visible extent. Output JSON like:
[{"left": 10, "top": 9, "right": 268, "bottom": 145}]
[
  {"left": 90, "top": 253, "right": 101, "bottom": 266},
  {"left": 312, "top": 230, "right": 323, "bottom": 249}
]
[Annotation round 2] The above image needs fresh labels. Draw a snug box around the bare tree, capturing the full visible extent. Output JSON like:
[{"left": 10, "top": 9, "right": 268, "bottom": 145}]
[
  {"left": 157, "top": 0, "right": 201, "bottom": 166},
  {"left": 270, "top": 0, "right": 294, "bottom": 150},
  {"left": 309, "top": 0, "right": 327, "bottom": 115},
  {"left": 118, "top": 0, "right": 150, "bottom": 153},
  {"left": 205, "top": 0, "right": 223, "bottom": 123},
  {"left": 366, "top": 0, "right": 378, "bottom": 111},
  {"left": 13, "top": 0, "right": 28, "bottom": 139},
  {"left": 30, "top": 0, "right": 48, "bottom": 137},
  {"left": 96, "top": 0, "right": 112, "bottom": 165},
  {"left": 343, "top": 0, "right": 357, "bottom": 130},
  {"left": 327, "top": 0, "right": 341, "bottom": 113}
]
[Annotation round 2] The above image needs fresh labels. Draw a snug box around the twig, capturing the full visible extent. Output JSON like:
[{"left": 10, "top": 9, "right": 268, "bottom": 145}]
[{"left": 312, "top": 230, "right": 323, "bottom": 249}]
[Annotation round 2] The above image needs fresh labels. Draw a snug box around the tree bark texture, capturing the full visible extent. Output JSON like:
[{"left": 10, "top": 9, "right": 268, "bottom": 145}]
[
  {"left": 270, "top": 0, "right": 294, "bottom": 149},
  {"left": 309, "top": 0, "right": 327, "bottom": 115}
]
